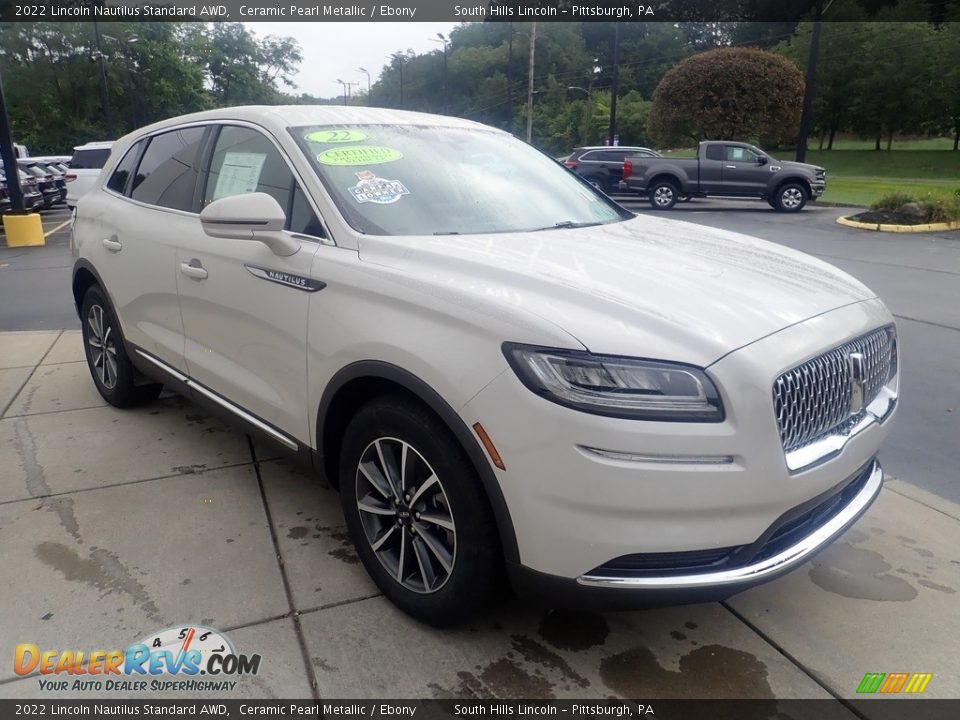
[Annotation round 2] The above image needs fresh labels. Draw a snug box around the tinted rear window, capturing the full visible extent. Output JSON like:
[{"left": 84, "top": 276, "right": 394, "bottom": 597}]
[
  {"left": 131, "top": 128, "right": 206, "bottom": 211},
  {"left": 70, "top": 148, "right": 112, "bottom": 170}
]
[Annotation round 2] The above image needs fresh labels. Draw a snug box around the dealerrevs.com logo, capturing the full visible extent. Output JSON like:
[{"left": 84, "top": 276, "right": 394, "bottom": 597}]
[{"left": 14, "top": 625, "right": 261, "bottom": 693}]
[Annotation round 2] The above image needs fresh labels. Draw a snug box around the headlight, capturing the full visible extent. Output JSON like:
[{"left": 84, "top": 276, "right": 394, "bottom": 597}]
[{"left": 502, "top": 343, "right": 724, "bottom": 422}]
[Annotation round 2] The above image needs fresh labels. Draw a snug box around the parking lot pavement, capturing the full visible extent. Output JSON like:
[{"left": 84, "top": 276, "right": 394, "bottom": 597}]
[
  {"left": 0, "top": 206, "right": 77, "bottom": 331},
  {"left": 1, "top": 331, "right": 958, "bottom": 705}
]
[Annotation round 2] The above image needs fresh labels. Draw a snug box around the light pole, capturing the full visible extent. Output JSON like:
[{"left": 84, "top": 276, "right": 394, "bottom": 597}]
[
  {"left": 335, "top": 79, "right": 350, "bottom": 106},
  {"left": 93, "top": 28, "right": 138, "bottom": 136},
  {"left": 797, "top": 0, "right": 829, "bottom": 162},
  {"left": 608, "top": 22, "right": 620, "bottom": 147},
  {"left": 430, "top": 33, "right": 449, "bottom": 114},
  {"left": 357, "top": 67, "right": 372, "bottom": 106},
  {"left": 568, "top": 86, "right": 592, "bottom": 145}
]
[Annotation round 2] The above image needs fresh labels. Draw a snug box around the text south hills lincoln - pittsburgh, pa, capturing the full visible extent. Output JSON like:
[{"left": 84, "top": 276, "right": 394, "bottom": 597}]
[{"left": 238, "top": 4, "right": 418, "bottom": 17}]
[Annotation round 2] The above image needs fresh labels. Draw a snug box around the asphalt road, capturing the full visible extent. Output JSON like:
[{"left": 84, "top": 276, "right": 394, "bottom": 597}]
[{"left": 2, "top": 199, "right": 958, "bottom": 502}]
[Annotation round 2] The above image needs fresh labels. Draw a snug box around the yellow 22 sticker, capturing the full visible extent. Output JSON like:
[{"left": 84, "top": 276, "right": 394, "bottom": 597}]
[
  {"left": 305, "top": 129, "right": 368, "bottom": 144},
  {"left": 317, "top": 146, "right": 402, "bottom": 166}
]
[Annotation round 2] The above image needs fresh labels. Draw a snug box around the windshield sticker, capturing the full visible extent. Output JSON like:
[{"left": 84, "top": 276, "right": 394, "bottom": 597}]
[
  {"left": 305, "top": 129, "right": 368, "bottom": 144},
  {"left": 317, "top": 146, "right": 402, "bottom": 166},
  {"left": 349, "top": 171, "right": 409, "bottom": 205}
]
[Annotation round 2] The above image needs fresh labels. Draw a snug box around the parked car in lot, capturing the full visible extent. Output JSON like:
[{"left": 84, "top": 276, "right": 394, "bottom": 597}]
[
  {"left": 66, "top": 141, "right": 114, "bottom": 208},
  {"left": 0, "top": 167, "right": 45, "bottom": 213},
  {"left": 563, "top": 145, "right": 661, "bottom": 194},
  {"left": 18, "top": 160, "right": 67, "bottom": 207},
  {"left": 622, "top": 141, "right": 826, "bottom": 211},
  {"left": 72, "top": 107, "right": 897, "bottom": 625}
]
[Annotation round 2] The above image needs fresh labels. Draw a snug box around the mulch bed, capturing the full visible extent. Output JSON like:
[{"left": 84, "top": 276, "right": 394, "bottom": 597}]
[{"left": 849, "top": 210, "right": 930, "bottom": 225}]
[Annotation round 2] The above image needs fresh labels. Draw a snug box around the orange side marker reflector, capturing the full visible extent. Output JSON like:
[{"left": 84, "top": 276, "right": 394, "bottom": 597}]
[{"left": 473, "top": 422, "right": 505, "bottom": 470}]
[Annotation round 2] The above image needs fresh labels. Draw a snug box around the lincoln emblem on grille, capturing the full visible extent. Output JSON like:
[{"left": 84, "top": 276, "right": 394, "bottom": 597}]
[{"left": 848, "top": 351, "right": 866, "bottom": 413}]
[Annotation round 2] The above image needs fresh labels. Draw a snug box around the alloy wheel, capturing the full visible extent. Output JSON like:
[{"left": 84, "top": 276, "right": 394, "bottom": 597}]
[
  {"left": 653, "top": 186, "right": 674, "bottom": 206},
  {"left": 355, "top": 437, "right": 456, "bottom": 594},
  {"left": 781, "top": 187, "right": 804, "bottom": 209},
  {"left": 87, "top": 304, "right": 118, "bottom": 389}
]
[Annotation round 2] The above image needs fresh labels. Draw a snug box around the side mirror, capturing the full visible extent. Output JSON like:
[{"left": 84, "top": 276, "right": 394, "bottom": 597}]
[
  {"left": 200, "top": 192, "right": 300, "bottom": 257},
  {"left": 757, "top": 156, "right": 768, "bottom": 166}
]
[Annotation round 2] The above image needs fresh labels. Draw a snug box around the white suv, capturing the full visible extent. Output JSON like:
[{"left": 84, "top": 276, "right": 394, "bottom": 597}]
[
  {"left": 71, "top": 107, "right": 898, "bottom": 625},
  {"left": 66, "top": 141, "right": 114, "bottom": 208}
]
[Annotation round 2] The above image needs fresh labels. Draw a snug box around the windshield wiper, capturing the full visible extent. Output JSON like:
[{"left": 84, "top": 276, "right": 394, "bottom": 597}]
[{"left": 532, "top": 221, "right": 602, "bottom": 231}]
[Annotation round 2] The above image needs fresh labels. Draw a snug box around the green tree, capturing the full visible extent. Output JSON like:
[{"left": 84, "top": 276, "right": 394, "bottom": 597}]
[{"left": 648, "top": 47, "right": 805, "bottom": 146}]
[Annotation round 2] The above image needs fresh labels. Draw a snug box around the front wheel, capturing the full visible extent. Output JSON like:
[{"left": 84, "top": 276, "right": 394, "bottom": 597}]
[
  {"left": 339, "top": 396, "right": 501, "bottom": 626},
  {"left": 774, "top": 183, "right": 808, "bottom": 212},
  {"left": 81, "top": 285, "right": 163, "bottom": 408},
  {"left": 648, "top": 181, "right": 679, "bottom": 210}
]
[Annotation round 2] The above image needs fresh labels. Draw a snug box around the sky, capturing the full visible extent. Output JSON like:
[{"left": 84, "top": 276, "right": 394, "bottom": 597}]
[{"left": 243, "top": 22, "right": 461, "bottom": 100}]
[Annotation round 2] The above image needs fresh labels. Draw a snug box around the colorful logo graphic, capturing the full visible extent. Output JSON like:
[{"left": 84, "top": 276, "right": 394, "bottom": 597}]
[
  {"left": 349, "top": 171, "right": 409, "bottom": 205},
  {"left": 856, "top": 672, "right": 933, "bottom": 694},
  {"left": 14, "top": 625, "right": 260, "bottom": 692}
]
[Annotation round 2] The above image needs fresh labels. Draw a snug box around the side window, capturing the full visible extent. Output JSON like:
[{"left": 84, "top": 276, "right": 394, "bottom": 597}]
[
  {"left": 70, "top": 148, "right": 111, "bottom": 170},
  {"left": 106, "top": 141, "right": 143, "bottom": 195},
  {"left": 131, "top": 127, "right": 205, "bottom": 211},
  {"left": 288, "top": 184, "right": 325, "bottom": 238},
  {"left": 725, "top": 146, "right": 758, "bottom": 163},
  {"left": 204, "top": 126, "right": 324, "bottom": 238},
  {"left": 705, "top": 145, "right": 724, "bottom": 161}
]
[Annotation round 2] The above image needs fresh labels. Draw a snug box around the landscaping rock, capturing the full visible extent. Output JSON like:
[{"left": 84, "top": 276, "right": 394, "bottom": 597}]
[{"left": 896, "top": 202, "right": 926, "bottom": 218}]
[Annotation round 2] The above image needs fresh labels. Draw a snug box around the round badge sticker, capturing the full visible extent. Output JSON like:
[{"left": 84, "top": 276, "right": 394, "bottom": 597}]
[
  {"left": 317, "top": 146, "right": 402, "bottom": 166},
  {"left": 305, "top": 129, "right": 368, "bottom": 144}
]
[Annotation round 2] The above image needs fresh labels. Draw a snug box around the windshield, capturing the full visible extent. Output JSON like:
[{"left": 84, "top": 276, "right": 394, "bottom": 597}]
[{"left": 290, "top": 124, "right": 630, "bottom": 236}]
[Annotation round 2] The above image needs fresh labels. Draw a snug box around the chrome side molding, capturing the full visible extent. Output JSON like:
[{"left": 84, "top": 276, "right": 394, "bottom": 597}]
[{"left": 134, "top": 349, "right": 299, "bottom": 451}]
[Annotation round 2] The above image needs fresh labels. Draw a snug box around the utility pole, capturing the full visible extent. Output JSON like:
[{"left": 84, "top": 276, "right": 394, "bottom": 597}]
[
  {"left": 525, "top": 22, "right": 537, "bottom": 143},
  {"left": 797, "top": 0, "right": 827, "bottom": 162},
  {"left": 608, "top": 22, "right": 620, "bottom": 146},
  {"left": 507, "top": 23, "right": 513, "bottom": 130}
]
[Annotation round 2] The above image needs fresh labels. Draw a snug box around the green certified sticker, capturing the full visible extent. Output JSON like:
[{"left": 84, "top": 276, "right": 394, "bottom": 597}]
[
  {"left": 305, "top": 129, "right": 368, "bottom": 144},
  {"left": 317, "top": 146, "right": 402, "bottom": 166}
]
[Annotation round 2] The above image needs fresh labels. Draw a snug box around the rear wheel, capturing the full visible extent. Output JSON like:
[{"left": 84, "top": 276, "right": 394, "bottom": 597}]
[
  {"left": 339, "top": 395, "right": 500, "bottom": 626},
  {"left": 774, "top": 183, "right": 808, "bottom": 212},
  {"left": 648, "top": 181, "right": 679, "bottom": 210},
  {"left": 81, "top": 285, "right": 163, "bottom": 408}
]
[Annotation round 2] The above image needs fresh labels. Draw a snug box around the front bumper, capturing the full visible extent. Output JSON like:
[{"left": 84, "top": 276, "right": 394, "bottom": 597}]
[{"left": 509, "top": 459, "right": 881, "bottom": 609}]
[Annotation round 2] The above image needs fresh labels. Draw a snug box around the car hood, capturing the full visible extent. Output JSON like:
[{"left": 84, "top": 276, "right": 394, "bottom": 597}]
[
  {"left": 774, "top": 159, "right": 824, "bottom": 173},
  {"left": 357, "top": 215, "right": 875, "bottom": 366}
]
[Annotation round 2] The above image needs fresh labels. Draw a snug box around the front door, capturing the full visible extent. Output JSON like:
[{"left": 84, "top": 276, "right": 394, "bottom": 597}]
[
  {"left": 176, "top": 125, "right": 327, "bottom": 444},
  {"left": 721, "top": 145, "right": 768, "bottom": 196}
]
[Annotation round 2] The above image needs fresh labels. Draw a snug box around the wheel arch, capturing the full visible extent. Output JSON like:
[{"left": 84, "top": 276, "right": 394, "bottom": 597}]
[
  {"left": 771, "top": 176, "right": 812, "bottom": 198},
  {"left": 316, "top": 360, "right": 520, "bottom": 564},
  {"left": 647, "top": 173, "right": 684, "bottom": 194}
]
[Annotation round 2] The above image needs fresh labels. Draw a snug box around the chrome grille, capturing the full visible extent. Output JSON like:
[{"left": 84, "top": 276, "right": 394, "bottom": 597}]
[{"left": 774, "top": 326, "right": 896, "bottom": 452}]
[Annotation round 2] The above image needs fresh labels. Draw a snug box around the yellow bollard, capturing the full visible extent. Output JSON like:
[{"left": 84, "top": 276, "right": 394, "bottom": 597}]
[{"left": 2, "top": 213, "right": 45, "bottom": 247}]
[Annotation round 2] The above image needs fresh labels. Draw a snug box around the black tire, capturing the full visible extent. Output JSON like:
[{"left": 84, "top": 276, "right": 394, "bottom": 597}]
[
  {"left": 774, "top": 182, "right": 808, "bottom": 212},
  {"left": 339, "top": 395, "right": 500, "bottom": 626},
  {"left": 80, "top": 285, "right": 163, "bottom": 408},
  {"left": 648, "top": 180, "right": 679, "bottom": 210}
]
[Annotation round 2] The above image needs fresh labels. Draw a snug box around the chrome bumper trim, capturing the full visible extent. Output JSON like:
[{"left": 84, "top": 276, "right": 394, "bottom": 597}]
[
  {"left": 576, "top": 445, "right": 734, "bottom": 465},
  {"left": 576, "top": 459, "right": 882, "bottom": 590}
]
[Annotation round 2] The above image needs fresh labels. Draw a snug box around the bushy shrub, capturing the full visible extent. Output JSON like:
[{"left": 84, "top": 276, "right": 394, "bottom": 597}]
[{"left": 870, "top": 193, "right": 916, "bottom": 212}]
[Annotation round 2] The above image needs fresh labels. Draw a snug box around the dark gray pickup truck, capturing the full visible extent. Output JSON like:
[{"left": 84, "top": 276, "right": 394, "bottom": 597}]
[{"left": 621, "top": 141, "right": 826, "bottom": 212}]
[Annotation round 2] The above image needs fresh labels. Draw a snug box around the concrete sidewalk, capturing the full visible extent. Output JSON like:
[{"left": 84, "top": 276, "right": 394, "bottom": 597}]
[{"left": 0, "top": 330, "right": 958, "bottom": 707}]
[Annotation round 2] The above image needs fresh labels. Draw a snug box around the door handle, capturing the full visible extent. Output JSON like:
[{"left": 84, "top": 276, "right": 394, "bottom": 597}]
[
  {"left": 101, "top": 238, "right": 122, "bottom": 252},
  {"left": 180, "top": 260, "right": 208, "bottom": 280},
  {"left": 725, "top": 165, "right": 737, "bottom": 169}
]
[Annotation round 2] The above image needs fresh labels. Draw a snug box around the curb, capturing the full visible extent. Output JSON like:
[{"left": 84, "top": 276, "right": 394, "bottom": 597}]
[{"left": 836, "top": 216, "right": 960, "bottom": 233}]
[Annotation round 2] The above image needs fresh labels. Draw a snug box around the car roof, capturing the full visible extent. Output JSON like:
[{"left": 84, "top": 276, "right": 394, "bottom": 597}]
[
  {"left": 574, "top": 146, "right": 654, "bottom": 151},
  {"left": 72, "top": 142, "right": 115, "bottom": 150},
  {"left": 117, "top": 106, "right": 499, "bottom": 145}
]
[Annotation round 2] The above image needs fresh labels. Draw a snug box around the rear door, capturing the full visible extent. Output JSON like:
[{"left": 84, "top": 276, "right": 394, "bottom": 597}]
[
  {"left": 698, "top": 144, "right": 725, "bottom": 193},
  {"left": 175, "top": 123, "right": 325, "bottom": 443},
  {"left": 93, "top": 128, "right": 206, "bottom": 372}
]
